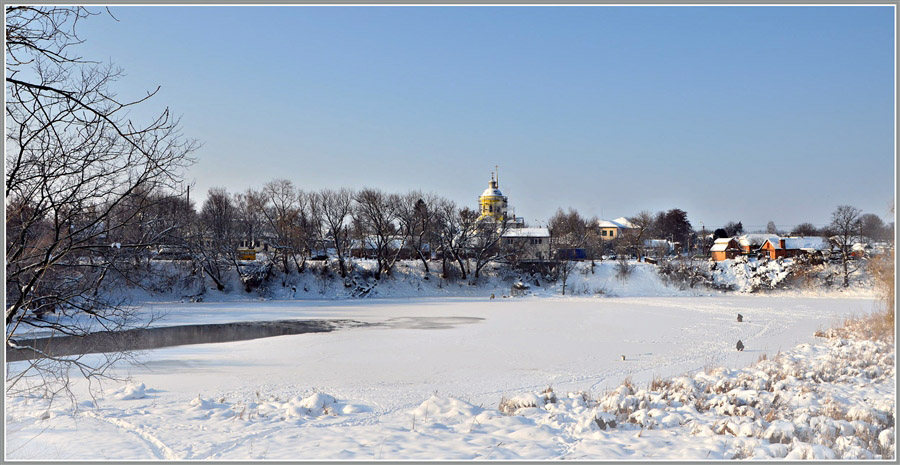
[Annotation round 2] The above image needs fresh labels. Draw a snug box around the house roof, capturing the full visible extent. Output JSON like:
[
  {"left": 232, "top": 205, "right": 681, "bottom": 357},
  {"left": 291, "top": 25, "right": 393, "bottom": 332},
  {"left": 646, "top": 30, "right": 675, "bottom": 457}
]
[
  {"left": 710, "top": 238, "right": 738, "bottom": 252},
  {"left": 761, "top": 238, "right": 782, "bottom": 250},
  {"left": 597, "top": 218, "right": 634, "bottom": 229},
  {"left": 738, "top": 234, "right": 780, "bottom": 247},
  {"left": 783, "top": 236, "right": 828, "bottom": 251},
  {"left": 612, "top": 217, "right": 636, "bottom": 228},
  {"left": 502, "top": 227, "right": 550, "bottom": 238}
]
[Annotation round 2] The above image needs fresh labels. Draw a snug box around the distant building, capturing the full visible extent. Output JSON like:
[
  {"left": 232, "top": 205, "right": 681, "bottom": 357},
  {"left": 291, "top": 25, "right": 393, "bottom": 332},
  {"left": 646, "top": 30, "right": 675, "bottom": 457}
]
[
  {"left": 597, "top": 217, "right": 635, "bottom": 241},
  {"left": 236, "top": 238, "right": 272, "bottom": 261},
  {"left": 711, "top": 238, "right": 741, "bottom": 261},
  {"left": 478, "top": 169, "right": 509, "bottom": 222},
  {"left": 759, "top": 236, "right": 829, "bottom": 260},
  {"left": 502, "top": 227, "right": 551, "bottom": 262},
  {"left": 737, "top": 234, "right": 780, "bottom": 254}
]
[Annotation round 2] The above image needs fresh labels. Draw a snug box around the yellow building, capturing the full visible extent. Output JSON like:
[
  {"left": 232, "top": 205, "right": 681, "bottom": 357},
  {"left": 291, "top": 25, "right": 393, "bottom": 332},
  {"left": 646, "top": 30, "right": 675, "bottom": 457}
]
[{"left": 478, "top": 171, "right": 508, "bottom": 221}]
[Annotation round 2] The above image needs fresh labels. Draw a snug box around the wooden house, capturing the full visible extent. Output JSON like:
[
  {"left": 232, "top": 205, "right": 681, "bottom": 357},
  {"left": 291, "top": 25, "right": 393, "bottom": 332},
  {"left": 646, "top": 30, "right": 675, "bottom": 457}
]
[
  {"left": 759, "top": 238, "right": 786, "bottom": 259},
  {"left": 738, "top": 234, "right": 780, "bottom": 254},
  {"left": 711, "top": 238, "right": 741, "bottom": 261}
]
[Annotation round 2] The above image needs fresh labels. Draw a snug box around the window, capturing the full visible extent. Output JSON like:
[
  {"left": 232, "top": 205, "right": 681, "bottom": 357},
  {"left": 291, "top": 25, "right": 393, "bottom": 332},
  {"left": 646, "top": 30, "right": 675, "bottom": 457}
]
[{"left": 602, "top": 230, "right": 607, "bottom": 236}]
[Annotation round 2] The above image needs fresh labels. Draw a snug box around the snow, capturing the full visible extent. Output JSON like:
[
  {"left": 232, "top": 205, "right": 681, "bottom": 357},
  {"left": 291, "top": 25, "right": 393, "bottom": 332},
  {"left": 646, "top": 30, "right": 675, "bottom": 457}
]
[
  {"left": 738, "top": 234, "right": 780, "bottom": 247},
  {"left": 5, "top": 290, "right": 887, "bottom": 460},
  {"left": 710, "top": 238, "right": 736, "bottom": 252},
  {"left": 481, "top": 187, "right": 504, "bottom": 197},
  {"left": 501, "top": 227, "right": 549, "bottom": 238},
  {"left": 612, "top": 217, "right": 636, "bottom": 229},
  {"left": 782, "top": 236, "right": 829, "bottom": 251}
]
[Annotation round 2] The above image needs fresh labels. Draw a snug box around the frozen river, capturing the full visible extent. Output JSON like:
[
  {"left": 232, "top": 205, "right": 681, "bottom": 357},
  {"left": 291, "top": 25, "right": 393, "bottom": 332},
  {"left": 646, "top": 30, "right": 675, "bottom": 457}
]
[{"left": 7, "top": 294, "right": 881, "bottom": 460}]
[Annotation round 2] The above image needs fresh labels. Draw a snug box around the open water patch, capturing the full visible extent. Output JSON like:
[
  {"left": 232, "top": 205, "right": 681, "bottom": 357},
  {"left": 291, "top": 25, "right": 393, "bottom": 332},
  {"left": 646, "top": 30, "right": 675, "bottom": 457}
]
[{"left": 6, "top": 319, "right": 367, "bottom": 362}]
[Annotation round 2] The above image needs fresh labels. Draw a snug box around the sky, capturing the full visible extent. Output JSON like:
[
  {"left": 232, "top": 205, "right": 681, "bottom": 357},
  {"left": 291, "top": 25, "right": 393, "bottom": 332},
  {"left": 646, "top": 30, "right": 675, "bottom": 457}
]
[{"left": 68, "top": 5, "right": 895, "bottom": 231}]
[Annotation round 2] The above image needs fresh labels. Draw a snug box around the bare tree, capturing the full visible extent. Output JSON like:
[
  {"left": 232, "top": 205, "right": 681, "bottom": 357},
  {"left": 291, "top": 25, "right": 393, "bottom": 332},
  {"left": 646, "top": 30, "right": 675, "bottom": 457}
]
[
  {"left": 260, "top": 179, "right": 304, "bottom": 274},
  {"left": 297, "top": 190, "right": 324, "bottom": 262},
  {"left": 859, "top": 213, "right": 888, "bottom": 242},
  {"left": 471, "top": 217, "right": 513, "bottom": 280},
  {"left": 790, "top": 222, "right": 820, "bottom": 237},
  {"left": 548, "top": 208, "right": 590, "bottom": 294},
  {"left": 234, "top": 188, "right": 268, "bottom": 253},
  {"left": 829, "top": 205, "right": 863, "bottom": 287},
  {"left": 354, "top": 188, "right": 404, "bottom": 278},
  {"left": 6, "top": 6, "right": 196, "bottom": 401},
  {"left": 626, "top": 211, "right": 654, "bottom": 261},
  {"left": 395, "top": 191, "right": 439, "bottom": 275},
  {"left": 313, "top": 188, "right": 354, "bottom": 278},
  {"left": 188, "top": 188, "right": 236, "bottom": 292},
  {"left": 432, "top": 200, "right": 476, "bottom": 280}
]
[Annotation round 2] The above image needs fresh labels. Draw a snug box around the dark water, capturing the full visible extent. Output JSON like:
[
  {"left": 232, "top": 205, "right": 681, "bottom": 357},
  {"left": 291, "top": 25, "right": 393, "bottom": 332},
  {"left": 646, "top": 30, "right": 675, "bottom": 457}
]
[
  {"left": 6, "top": 319, "right": 365, "bottom": 362},
  {"left": 6, "top": 316, "right": 486, "bottom": 362}
]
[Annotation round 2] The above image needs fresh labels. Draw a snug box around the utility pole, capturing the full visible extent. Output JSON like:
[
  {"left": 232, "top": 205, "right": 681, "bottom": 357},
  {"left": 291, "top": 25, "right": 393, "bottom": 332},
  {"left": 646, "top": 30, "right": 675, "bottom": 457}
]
[{"left": 700, "top": 222, "right": 707, "bottom": 258}]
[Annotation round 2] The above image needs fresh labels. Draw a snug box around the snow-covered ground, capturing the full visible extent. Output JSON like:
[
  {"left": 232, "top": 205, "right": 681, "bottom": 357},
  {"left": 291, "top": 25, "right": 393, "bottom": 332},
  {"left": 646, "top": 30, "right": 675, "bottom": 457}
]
[{"left": 5, "top": 293, "right": 889, "bottom": 460}]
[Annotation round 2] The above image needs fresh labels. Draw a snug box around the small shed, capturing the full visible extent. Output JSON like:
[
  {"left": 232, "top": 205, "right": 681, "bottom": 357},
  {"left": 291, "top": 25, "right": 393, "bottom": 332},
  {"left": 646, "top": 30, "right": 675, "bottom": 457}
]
[{"left": 711, "top": 238, "right": 741, "bottom": 261}]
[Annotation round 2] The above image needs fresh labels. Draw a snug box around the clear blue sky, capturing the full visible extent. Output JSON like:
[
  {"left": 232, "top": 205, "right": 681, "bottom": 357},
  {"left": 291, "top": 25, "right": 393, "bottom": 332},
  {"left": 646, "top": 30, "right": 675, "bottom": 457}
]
[{"left": 73, "top": 5, "right": 894, "bottom": 231}]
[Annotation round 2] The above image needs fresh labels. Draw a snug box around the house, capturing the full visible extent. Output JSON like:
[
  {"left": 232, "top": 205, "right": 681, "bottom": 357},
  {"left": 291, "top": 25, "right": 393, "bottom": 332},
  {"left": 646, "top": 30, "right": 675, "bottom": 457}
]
[
  {"left": 851, "top": 242, "right": 872, "bottom": 258},
  {"left": 502, "top": 227, "right": 551, "bottom": 262},
  {"left": 783, "top": 236, "right": 829, "bottom": 255},
  {"left": 711, "top": 238, "right": 741, "bottom": 261},
  {"left": 737, "top": 234, "right": 780, "bottom": 254},
  {"left": 759, "top": 236, "right": 829, "bottom": 260},
  {"left": 236, "top": 238, "right": 273, "bottom": 261},
  {"left": 597, "top": 217, "right": 635, "bottom": 241},
  {"left": 644, "top": 239, "right": 677, "bottom": 256}
]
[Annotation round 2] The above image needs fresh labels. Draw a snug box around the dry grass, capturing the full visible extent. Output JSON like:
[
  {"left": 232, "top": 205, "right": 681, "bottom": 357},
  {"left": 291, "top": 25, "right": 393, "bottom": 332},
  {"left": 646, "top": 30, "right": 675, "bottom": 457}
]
[
  {"left": 865, "top": 248, "right": 895, "bottom": 342},
  {"left": 819, "top": 310, "right": 894, "bottom": 342},
  {"left": 649, "top": 375, "right": 671, "bottom": 392},
  {"left": 621, "top": 376, "right": 635, "bottom": 395}
]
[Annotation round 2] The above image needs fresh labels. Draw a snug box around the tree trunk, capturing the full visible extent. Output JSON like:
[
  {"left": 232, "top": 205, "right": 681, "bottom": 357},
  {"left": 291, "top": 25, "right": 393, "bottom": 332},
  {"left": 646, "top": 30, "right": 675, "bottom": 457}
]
[
  {"left": 454, "top": 253, "right": 467, "bottom": 280},
  {"left": 417, "top": 248, "right": 430, "bottom": 274}
]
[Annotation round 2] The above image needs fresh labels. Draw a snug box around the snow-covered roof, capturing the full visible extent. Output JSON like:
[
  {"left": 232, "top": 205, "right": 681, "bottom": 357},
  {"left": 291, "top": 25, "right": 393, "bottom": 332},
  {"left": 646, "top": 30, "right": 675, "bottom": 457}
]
[
  {"left": 597, "top": 218, "right": 634, "bottom": 229},
  {"left": 761, "top": 238, "right": 782, "bottom": 250},
  {"left": 710, "top": 238, "right": 738, "bottom": 252},
  {"left": 738, "top": 234, "right": 779, "bottom": 247},
  {"left": 783, "top": 236, "right": 828, "bottom": 251},
  {"left": 481, "top": 187, "right": 504, "bottom": 198},
  {"left": 502, "top": 227, "right": 550, "bottom": 238},
  {"left": 596, "top": 220, "right": 618, "bottom": 228},
  {"left": 644, "top": 239, "right": 674, "bottom": 249}
]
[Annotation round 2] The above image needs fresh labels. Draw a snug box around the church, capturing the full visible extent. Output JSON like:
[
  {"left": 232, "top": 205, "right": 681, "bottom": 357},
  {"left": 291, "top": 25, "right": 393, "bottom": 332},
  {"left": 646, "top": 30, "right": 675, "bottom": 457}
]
[{"left": 478, "top": 167, "right": 549, "bottom": 261}]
